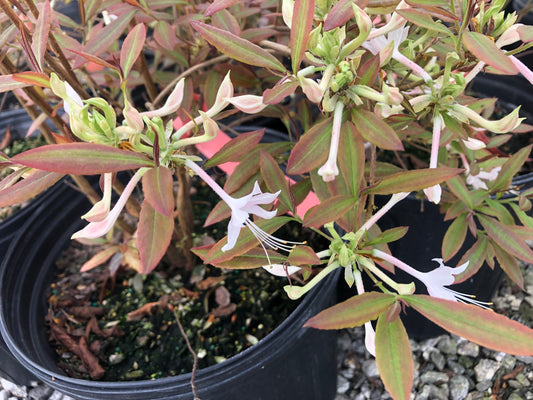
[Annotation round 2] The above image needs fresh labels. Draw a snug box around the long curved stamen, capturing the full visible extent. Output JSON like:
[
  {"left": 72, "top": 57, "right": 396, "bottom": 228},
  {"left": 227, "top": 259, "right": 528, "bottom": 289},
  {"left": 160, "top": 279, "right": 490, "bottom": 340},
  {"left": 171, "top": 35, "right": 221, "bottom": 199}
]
[
  {"left": 245, "top": 219, "right": 305, "bottom": 252},
  {"left": 444, "top": 289, "right": 493, "bottom": 309}
]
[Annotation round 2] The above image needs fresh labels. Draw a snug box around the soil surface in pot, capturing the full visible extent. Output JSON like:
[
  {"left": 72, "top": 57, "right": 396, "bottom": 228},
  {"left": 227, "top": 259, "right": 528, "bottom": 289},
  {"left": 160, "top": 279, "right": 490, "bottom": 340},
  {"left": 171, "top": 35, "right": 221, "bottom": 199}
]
[{"left": 44, "top": 174, "right": 314, "bottom": 382}]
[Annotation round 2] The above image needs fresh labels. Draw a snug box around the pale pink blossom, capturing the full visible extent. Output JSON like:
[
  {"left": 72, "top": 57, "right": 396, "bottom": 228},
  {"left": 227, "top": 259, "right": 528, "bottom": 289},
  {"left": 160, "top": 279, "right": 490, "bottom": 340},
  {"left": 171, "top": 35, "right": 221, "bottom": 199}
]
[
  {"left": 463, "top": 137, "right": 486, "bottom": 150},
  {"left": 82, "top": 173, "right": 113, "bottom": 222},
  {"left": 318, "top": 101, "right": 344, "bottom": 182},
  {"left": 262, "top": 264, "right": 302, "bottom": 277},
  {"left": 227, "top": 95, "right": 268, "bottom": 114},
  {"left": 141, "top": 78, "right": 185, "bottom": 119},
  {"left": 423, "top": 115, "right": 443, "bottom": 204}
]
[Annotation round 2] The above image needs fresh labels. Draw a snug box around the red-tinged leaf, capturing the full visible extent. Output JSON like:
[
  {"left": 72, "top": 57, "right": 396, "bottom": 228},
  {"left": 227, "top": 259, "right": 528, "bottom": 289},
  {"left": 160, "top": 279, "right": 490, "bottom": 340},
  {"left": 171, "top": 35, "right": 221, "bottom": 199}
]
[
  {"left": 204, "top": 129, "right": 265, "bottom": 168},
  {"left": 206, "top": 216, "right": 293, "bottom": 264},
  {"left": 356, "top": 53, "right": 380, "bottom": 86},
  {"left": 204, "top": 200, "right": 231, "bottom": 227},
  {"left": 66, "top": 48, "right": 120, "bottom": 71},
  {"left": 205, "top": 0, "right": 239, "bottom": 16},
  {"left": 287, "top": 245, "right": 320, "bottom": 265},
  {"left": 401, "top": 295, "right": 533, "bottom": 355},
  {"left": 287, "top": 117, "right": 333, "bottom": 175},
  {"left": 477, "top": 214, "right": 533, "bottom": 264},
  {"left": 447, "top": 176, "right": 473, "bottom": 209},
  {"left": 212, "top": 9, "right": 241, "bottom": 36},
  {"left": 190, "top": 21, "right": 286, "bottom": 73},
  {"left": 490, "top": 145, "right": 532, "bottom": 193},
  {"left": 338, "top": 121, "right": 365, "bottom": 197},
  {"left": 240, "top": 27, "right": 278, "bottom": 43},
  {"left": 352, "top": 108, "right": 403, "bottom": 151},
  {"left": 304, "top": 292, "right": 397, "bottom": 329},
  {"left": 492, "top": 241, "right": 524, "bottom": 290},
  {"left": 12, "top": 71, "right": 50, "bottom": 88},
  {"left": 260, "top": 151, "right": 294, "bottom": 212},
  {"left": 291, "top": 0, "right": 315, "bottom": 73},
  {"left": 442, "top": 213, "right": 468, "bottom": 261},
  {"left": 11, "top": 143, "right": 154, "bottom": 175},
  {"left": 142, "top": 166, "right": 174, "bottom": 217},
  {"left": 74, "top": 11, "right": 136, "bottom": 68},
  {"left": 303, "top": 195, "right": 355, "bottom": 228},
  {"left": 365, "top": 226, "right": 409, "bottom": 247},
  {"left": 404, "top": 0, "right": 460, "bottom": 22},
  {"left": 80, "top": 245, "right": 120, "bottom": 272},
  {"left": 376, "top": 311, "right": 413, "bottom": 400},
  {"left": 138, "top": 200, "right": 174, "bottom": 274},
  {"left": 193, "top": 245, "right": 285, "bottom": 269},
  {"left": 323, "top": 0, "right": 355, "bottom": 31},
  {"left": 0, "top": 169, "right": 63, "bottom": 207},
  {"left": 31, "top": 0, "right": 51, "bottom": 73},
  {"left": 263, "top": 78, "right": 299, "bottom": 105},
  {"left": 0, "top": 74, "right": 31, "bottom": 93},
  {"left": 153, "top": 21, "right": 176, "bottom": 52},
  {"left": 463, "top": 32, "right": 518, "bottom": 75},
  {"left": 396, "top": 8, "right": 453, "bottom": 35},
  {"left": 367, "top": 168, "right": 463, "bottom": 195},
  {"left": 455, "top": 237, "right": 488, "bottom": 283},
  {"left": 120, "top": 23, "right": 146, "bottom": 79}
]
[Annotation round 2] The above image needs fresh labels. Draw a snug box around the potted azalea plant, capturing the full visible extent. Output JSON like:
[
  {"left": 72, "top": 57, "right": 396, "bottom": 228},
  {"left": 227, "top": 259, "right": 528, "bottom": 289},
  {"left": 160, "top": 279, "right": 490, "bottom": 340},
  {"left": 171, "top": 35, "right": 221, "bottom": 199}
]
[{"left": 1, "top": 0, "right": 533, "bottom": 400}]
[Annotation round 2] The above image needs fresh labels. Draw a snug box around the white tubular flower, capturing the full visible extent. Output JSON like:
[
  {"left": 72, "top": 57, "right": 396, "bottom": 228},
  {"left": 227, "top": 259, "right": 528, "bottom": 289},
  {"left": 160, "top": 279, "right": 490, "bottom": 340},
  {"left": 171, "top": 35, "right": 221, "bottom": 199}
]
[
  {"left": 450, "top": 104, "right": 523, "bottom": 133},
  {"left": 82, "top": 173, "right": 113, "bottom": 222},
  {"left": 72, "top": 168, "right": 147, "bottom": 240},
  {"left": 141, "top": 78, "right": 185, "bottom": 119},
  {"left": 300, "top": 77, "right": 325, "bottom": 104},
  {"left": 366, "top": 0, "right": 410, "bottom": 40},
  {"left": 263, "top": 264, "right": 302, "bottom": 277},
  {"left": 463, "top": 137, "right": 486, "bottom": 150},
  {"left": 466, "top": 166, "right": 502, "bottom": 190},
  {"left": 185, "top": 160, "right": 302, "bottom": 257},
  {"left": 373, "top": 250, "right": 491, "bottom": 308},
  {"left": 318, "top": 101, "right": 344, "bottom": 182},
  {"left": 354, "top": 268, "right": 376, "bottom": 357},
  {"left": 359, "top": 192, "right": 410, "bottom": 233},
  {"left": 282, "top": 0, "right": 294, "bottom": 28},
  {"left": 423, "top": 114, "right": 443, "bottom": 204},
  {"left": 227, "top": 95, "right": 268, "bottom": 114},
  {"left": 510, "top": 55, "right": 533, "bottom": 86}
]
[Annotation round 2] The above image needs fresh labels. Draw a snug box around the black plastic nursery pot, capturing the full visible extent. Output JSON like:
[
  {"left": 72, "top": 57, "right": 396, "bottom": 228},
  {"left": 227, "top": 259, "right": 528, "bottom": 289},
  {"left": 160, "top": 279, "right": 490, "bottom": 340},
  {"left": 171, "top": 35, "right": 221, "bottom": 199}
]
[{"left": 0, "top": 179, "right": 338, "bottom": 400}]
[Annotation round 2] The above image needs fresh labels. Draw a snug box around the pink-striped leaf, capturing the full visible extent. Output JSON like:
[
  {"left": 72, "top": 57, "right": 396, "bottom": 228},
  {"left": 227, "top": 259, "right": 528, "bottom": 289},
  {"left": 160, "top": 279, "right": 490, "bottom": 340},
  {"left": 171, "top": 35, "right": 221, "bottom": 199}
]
[
  {"left": 80, "top": 245, "right": 121, "bottom": 272},
  {"left": 11, "top": 143, "right": 154, "bottom": 174},
  {"left": 303, "top": 195, "right": 355, "bottom": 228},
  {"left": 402, "top": 295, "right": 533, "bottom": 355},
  {"left": 376, "top": 312, "right": 414, "bottom": 400},
  {"left": 287, "top": 245, "right": 320, "bottom": 265},
  {"left": 0, "top": 74, "right": 31, "bottom": 93},
  {"left": 12, "top": 71, "right": 50, "bottom": 88},
  {"left": 323, "top": 0, "right": 355, "bottom": 31},
  {"left": 287, "top": 117, "right": 333, "bottom": 175},
  {"left": 263, "top": 78, "right": 299, "bottom": 105},
  {"left": 477, "top": 214, "right": 533, "bottom": 264},
  {"left": 190, "top": 21, "right": 286, "bottom": 73},
  {"left": 204, "top": 129, "right": 265, "bottom": 168},
  {"left": 366, "top": 168, "right": 463, "bottom": 195},
  {"left": 212, "top": 9, "right": 241, "bottom": 36},
  {"left": 260, "top": 150, "right": 294, "bottom": 213},
  {"left": 142, "top": 166, "right": 174, "bottom": 217},
  {"left": 290, "top": 0, "right": 315, "bottom": 72},
  {"left": 138, "top": 200, "right": 174, "bottom": 274},
  {"left": 352, "top": 108, "right": 403, "bottom": 151},
  {"left": 0, "top": 169, "right": 63, "bottom": 207},
  {"left": 463, "top": 32, "right": 518, "bottom": 75},
  {"left": 492, "top": 241, "right": 524, "bottom": 290},
  {"left": 31, "top": 0, "right": 51, "bottom": 73},
  {"left": 304, "top": 292, "right": 396, "bottom": 329},
  {"left": 120, "top": 23, "right": 146, "bottom": 79},
  {"left": 442, "top": 213, "right": 468, "bottom": 261},
  {"left": 204, "top": 0, "right": 240, "bottom": 16},
  {"left": 193, "top": 246, "right": 285, "bottom": 269}
]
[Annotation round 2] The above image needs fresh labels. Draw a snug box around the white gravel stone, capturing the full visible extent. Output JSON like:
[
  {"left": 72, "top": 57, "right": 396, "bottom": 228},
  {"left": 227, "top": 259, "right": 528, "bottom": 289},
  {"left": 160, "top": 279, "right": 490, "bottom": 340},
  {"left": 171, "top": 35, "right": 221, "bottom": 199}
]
[
  {"left": 362, "top": 359, "right": 380, "bottom": 378},
  {"left": 450, "top": 375, "right": 470, "bottom": 400},
  {"left": 474, "top": 359, "right": 500, "bottom": 382},
  {"left": 336, "top": 375, "right": 350, "bottom": 394},
  {"left": 0, "top": 379, "right": 26, "bottom": 398},
  {"left": 457, "top": 341, "right": 480, "bottom": 358},
  {"left": 0, "top": 390, "right": 9, "bottom": 400}
]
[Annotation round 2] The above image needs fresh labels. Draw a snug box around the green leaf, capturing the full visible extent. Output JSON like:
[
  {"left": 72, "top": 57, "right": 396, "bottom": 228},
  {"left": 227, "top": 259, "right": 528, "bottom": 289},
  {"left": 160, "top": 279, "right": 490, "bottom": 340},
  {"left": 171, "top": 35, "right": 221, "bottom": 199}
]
[
  {"left": 364, "top": 226, "right": 410, "bottom": 247},
  {"left": 397, "top": 8, "right": 453, "bottom": 35},
  {"left": 463, "top": 32, "right": 518, "bottom": 75},
  {"left": 490, "top": 145, "right": 532, "bottom": 193},
  {"left": 287, "top": 245, "right": 320, "bottom": 265},
  {"left": 401, "top": 295, "right": 533, "bottom": 355},
  {"left": 367, "top": 167, "right": 463, "bottom": 195},
  {"left": 193, "top": 246, "right": 285, "bottom": 269},
  {"left": 483, "top": 198, "right": 515, "bottom": 225},
  {"left": 492, "top": 241, "right": 524, "bottom": 290},
  {"left": 260, "top": 151, "right": 294, "bottom": 212},
  {"left": 455, "top": 236, "right": 488, "bottom": 283},
  {"left": 352, "top": 108, "right": 403, "bottom": 151},
  {"left": 287, "top": 117, "right": 333, "bottom": 175},
  {"left": 12, "top": 71, "right": 51, "bottom": 88},
  {"left": 11, "top": 143, "right": 154, "bottom": 174},
  {"left": 477, "top": 214, "right": 533, "bottom": 264},
  {"left": 304, "top": 292, "right": 397, "bottom": 329},
  {"left": 31, "top": 0, "right": 51, "bottom": 73},
  {"left": 138, "top": 200, "right": 174, "bottom": 274},
  {"left": 291, "top": 0, "right": 315, "bottom": 72},
  {"left": 190, "top": 21, "right": 286, "bottom": 73},
  {"left": 338, "top": 121, "right": 365, "bottom": 197},
  {"left": 442, "top": 213, "right": 468, "bottom": 261},
  {"left": 206, "top": 216, "right": 293, "bottom": 264},
  {"left": 263, "top": 78, "right": 299, "bottom": 105},
  {"left": 120, "top": 23, "right": 146, "bottom": 79},
  {"left": 0, "top": 170, "right": 63, "bottom": 207},
  {"left": 376, "top": 312, "right": 414, "bottom": 400},
  {"left": 204, "top": 129, "right": 265, "bottom": 168},
  {"left": 303, "top": 195, "right": 355, "bottom": 228},
  {"left": 447, "top": 176, "right": 473, "bottom": 209},
  {"left": 142, "top": 166, "right": 174, "bottom": 217}
]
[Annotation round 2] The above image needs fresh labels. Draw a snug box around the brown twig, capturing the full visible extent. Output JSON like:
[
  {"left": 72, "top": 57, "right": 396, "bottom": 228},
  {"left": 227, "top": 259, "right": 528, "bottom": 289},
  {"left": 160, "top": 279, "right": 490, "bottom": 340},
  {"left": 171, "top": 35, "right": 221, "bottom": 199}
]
[{"left": 171, "top": 305, "right": 201, "bottom": 400}]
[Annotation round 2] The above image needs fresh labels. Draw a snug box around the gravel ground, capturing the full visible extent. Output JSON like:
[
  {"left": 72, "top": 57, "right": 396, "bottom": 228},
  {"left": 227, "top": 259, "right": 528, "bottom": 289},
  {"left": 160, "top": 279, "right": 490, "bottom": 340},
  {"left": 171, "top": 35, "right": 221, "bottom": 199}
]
[{"left": 0, "top": 264, "right": 532, "bottom": 400}]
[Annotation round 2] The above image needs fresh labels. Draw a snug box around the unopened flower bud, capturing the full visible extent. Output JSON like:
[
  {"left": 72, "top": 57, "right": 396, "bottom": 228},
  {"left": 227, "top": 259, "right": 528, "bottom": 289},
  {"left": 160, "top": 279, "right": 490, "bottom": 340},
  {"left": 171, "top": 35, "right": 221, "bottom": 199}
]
[{"left": 227, "top": 95, "right": 268, "bottom": 114}]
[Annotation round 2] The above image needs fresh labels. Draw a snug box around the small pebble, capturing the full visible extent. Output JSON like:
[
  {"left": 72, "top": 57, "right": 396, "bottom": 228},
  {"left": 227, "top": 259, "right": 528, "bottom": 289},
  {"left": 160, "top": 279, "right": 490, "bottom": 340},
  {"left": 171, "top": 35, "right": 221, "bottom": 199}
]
[
  {"left": 457, "top": 341, "right": 479, "bottom": 358},
  {"left": 449, "top": 375, "right": 470, "bottom": 400},
  {"left": 474, "top": 359, "right": 500, "bottom": 382}
]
